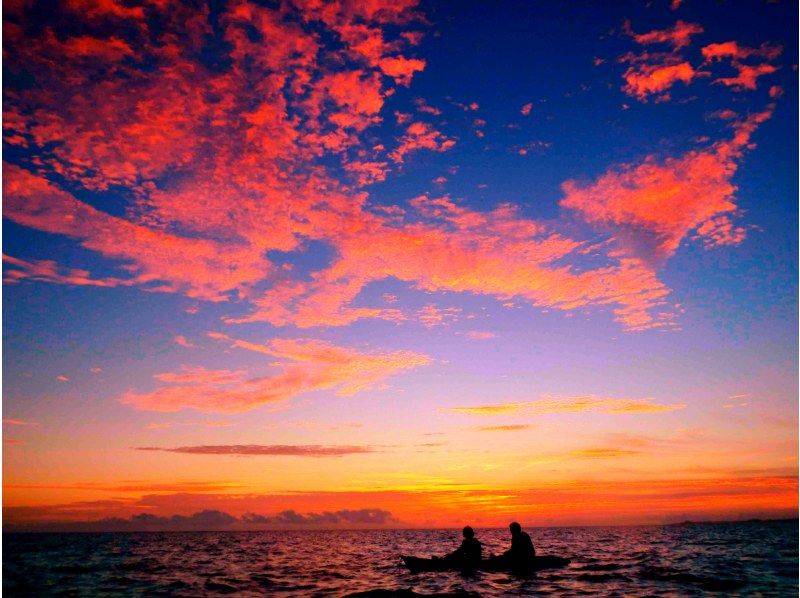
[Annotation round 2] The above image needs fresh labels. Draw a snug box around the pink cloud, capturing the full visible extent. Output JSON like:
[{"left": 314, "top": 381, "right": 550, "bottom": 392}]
[
  {"left": 621, "top": 60, "right": 697, "bottom": 100},
  {"left": 464, "top": 331, "right": 496, "bottom": 340},
  {"left": 174, "top": 335, "right": 194, "bottom": 348},
  {"left": 234, "top": 194, "right": 675, "bottom": 331},
  {"left": 627, "top": 20, "right": 704, "bottom": 50},
  {"left": 701, "top": 41, "right": 782, "bottom": 91},
  {"left": 3, "top": 419, "right": 37, "bottom": 426},
  {"left": 389, "top": 121, "right": 456, "bottom": 163},
  {"left": 561, "top": 108, "right": 773, "bottom": 266},
  {"left": 122, "top": 335, "right": 429, "bottom": 412},
  {"left": 3, "top": 166, "right": 271, "bottom": 302},
  {"left": 520, "top": 102, "right": 533, "bottom": 116},
  {"left": 379, "top": 56, "right": 425, "bottom": 85},
  {"left": 135, "top": 444, "right": 375, "bottom": 456},
  {"left": 416, "top": 304, "right": 461, "bottom": 328}
]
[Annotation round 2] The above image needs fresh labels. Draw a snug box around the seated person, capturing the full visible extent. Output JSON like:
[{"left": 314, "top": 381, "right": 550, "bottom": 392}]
[
  {"left": 444, "top": 525, "right": 482, "bottom": 566},
  {"left": 501, "top": 521, "right": 535, "bottom": 568}
]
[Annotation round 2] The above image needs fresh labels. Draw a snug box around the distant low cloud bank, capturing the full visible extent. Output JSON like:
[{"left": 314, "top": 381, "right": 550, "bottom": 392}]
[{"left": 6, "top": 508, "right": 397, "bottom": 532}]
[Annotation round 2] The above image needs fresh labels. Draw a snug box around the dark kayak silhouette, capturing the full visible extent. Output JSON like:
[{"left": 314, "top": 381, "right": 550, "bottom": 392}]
[{"left": 401, "top": 554, "right": 570, "bottom": 573}]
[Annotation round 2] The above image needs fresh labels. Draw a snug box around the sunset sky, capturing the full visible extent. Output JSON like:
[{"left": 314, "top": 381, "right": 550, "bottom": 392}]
[{"left": 3, "top": 0, "right": 797, "bottom": 530}]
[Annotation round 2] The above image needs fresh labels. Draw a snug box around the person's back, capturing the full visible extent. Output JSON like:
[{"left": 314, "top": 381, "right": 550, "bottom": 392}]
[
  {"left": 459, "top": 535, "right": 482, "bottom": 563},
  {"left": 510, "top": 530, "right": 535, "bottom": 559},
  {"left": 445, "top": 526, "right": 482, "bottom": 567},
  {"left": 503, "top": 522, "right": 535, "bottom": 568}
]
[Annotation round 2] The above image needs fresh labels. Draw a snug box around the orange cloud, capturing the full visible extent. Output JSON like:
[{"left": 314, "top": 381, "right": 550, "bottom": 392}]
[
  {"left": 379, "top": 56, "right": 425, "bottom": 85},
  {"left": 135, "top": 445, "right": 376, "bottom": 456},
  {"left": 627, "top": 20, "right": 704, "bottom": 50},
  {"left": 714, "top": 63, "right": 778, "bottom": 90},
  {"left": 234, "top": 195, "right": 675, "bottom": 331},
  {"left": 568, "top": 448, "right": 641, "bottom": 459},
  {"left": 472, "top": 424, "right": 534, "bottom": 432},
  {"left": 701, "top": 41, "right": 782, "bottom": 63},
  {"left": 701, "top": 41, "right": 782, "bottom": 90},
  {"left": 448, "top": 395, "right": 686, "bottom": 416},
  {"left": 6, "top": 481, "right": 242, "bottom": 493},
  {"left": 561, "top": 108, "right": 773, "bottom": 266},
  {"left": 122, "top": 336, "right": 429, "bottom": 412},
  {"left": 621, "top": 60, "right": 697, "bottom": 100},
  {"left": 389, "top": 121, "right": 456, "bottom": 163},
  {"left": 618, "top": 24, "right": 781, "bottom": 100}
]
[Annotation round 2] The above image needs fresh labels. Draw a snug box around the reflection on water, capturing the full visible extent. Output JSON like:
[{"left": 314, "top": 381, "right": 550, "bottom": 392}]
[{"left": 4, "top": 520, "right": 797, "bottom": 596}]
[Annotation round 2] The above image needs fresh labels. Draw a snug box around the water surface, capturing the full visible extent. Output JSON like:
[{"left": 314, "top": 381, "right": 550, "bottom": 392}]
[{"left": 4, "top": 520, "right": 797, "bottom": 596}]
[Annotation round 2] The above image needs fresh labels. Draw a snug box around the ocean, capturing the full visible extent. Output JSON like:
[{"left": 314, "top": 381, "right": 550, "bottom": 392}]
[{"left": 3, "top": 520, "right": 797, "bottom": 596}]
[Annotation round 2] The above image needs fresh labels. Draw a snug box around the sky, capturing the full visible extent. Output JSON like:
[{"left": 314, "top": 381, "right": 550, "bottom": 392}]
[{"left": 2, "top": 0, "right": 797, "bottom": 531}]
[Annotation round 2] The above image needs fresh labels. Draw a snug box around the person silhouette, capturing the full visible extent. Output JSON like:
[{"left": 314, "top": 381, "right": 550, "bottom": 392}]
[
  {"left": 443, "top": 525, "right": 483, "bottom": 567},
  {"left": 501, "top": 521, "right": 535, "bottom": 568}
]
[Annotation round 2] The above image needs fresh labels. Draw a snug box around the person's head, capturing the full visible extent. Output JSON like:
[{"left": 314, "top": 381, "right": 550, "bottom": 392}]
[
  {"left": 509, "top": 521, "right": 521, "bottom": 535},
  {"left": 462, "top": 525, "right": 475, "bottom": 539}
]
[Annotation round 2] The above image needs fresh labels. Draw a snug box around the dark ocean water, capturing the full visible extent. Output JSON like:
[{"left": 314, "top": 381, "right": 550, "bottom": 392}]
[{"left": 3, "top": 521, "right": 797, "bottom": 596}]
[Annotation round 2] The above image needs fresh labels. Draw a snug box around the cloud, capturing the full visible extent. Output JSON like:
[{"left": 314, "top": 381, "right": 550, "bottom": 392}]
[
  {"left": 389, "top": 121, "right": 456, "bottom": 163},
  {"left": 621, "top": 60, "right": 698, "bottom": 101},
  {"left": 561, "top": 108, "right": 773, "bottom": 266},
  {"left": 520, "top": 102, "right": 533, "bottom": 116},
  {"left": 448, "top": 395, "right": 686, "bottom": 416},
  {"left": 234, "top": 195, "right": 675, "bottom": 331},
  {"left": 701, "top": 41, "right": 782, "bottom": 91},
  {"left": 3, "top": 0, "right": 426, "bottom": 301},
  {"left": 6, "top": 481, "right": 242, "bottom": 493},
  {"left": 416, "top": 304, "right": 461, "bottom": 328},
  {"left": 464, "top": 331, "right": 496, "bottom": 340},
  {"left": 626, "top": 20, "right": 704, "bottom": 50},
  {"left": 3, "top": 418, "right": 37, "bottom": 426},
  {"left": 123, "top": 336, "right": 429, "bottom": 412},
  {"left": 6, "top": 507, "right": 397, "bottom": 532},
  {"left": 472, "top": 424, "right": 534, "bottom": 432},
  {"left": 617, "top": 20, "right": 705, "bottom": 101},
  {"left": 242, "top": 508, "right": 395, "bottom": 526},
  {"left": 146, "top": 420, "right": 233, "bottom": 430},
  {"left": 617, "top": 24, "right": 781, "bottom": 101},
  {"left": 379, "top": 56, "right": 426, "bottom": 85},
  {"left": 135, "top": 445, "right": 376, "bottom": 456},
  {"left": 2, "top": 0, "right": 780, "bottom": 343},
  {"left": 174, "top": 335, "right": 193, "bottom": 348},
  {"left": 568, "top": 448, "right": 641, "bottom": 459},
  {"left": 3, "top": 166, "right": 271, "bottom": 302}
]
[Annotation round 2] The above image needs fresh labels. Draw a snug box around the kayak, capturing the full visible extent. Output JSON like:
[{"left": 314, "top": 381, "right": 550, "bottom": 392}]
[{"left": 401, "top": 554, "right": 570, "bottom": 573}]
